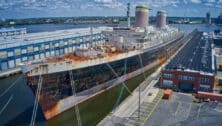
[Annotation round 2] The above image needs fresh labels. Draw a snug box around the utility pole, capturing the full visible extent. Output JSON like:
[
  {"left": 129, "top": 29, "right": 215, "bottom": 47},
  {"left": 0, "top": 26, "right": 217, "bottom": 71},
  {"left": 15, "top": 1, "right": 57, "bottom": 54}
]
[{"left": 138, "top": 78, "right": 141, "bottom": 120}]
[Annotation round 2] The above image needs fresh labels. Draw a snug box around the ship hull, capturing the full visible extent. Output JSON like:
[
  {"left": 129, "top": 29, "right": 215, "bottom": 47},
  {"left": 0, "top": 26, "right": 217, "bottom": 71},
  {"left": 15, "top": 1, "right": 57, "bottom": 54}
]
[{"left": 26, "top": 35, "right": 184, "bottom": 119}]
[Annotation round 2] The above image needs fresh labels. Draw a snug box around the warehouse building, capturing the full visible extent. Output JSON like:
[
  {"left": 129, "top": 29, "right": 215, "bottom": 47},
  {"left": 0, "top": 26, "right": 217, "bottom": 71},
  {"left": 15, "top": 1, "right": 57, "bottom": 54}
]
[
  {"left": 160, "top": 31, "right": 215, "bottom": 92},
  {"left": 0, "top": 27, "right": 109, "bottom": 71}
]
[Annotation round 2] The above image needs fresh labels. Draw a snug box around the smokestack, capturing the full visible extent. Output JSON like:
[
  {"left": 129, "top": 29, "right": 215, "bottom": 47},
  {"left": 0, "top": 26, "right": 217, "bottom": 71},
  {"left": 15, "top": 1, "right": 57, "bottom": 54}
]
[
  {"left": 156, "top": 10, "right": 167, "bottom": 28},
  {"left": 127, "top": 3, "right": 130, "bottom": 28},
  {"left": 135, "top": 4, "right": 149, "bottom": 28}
]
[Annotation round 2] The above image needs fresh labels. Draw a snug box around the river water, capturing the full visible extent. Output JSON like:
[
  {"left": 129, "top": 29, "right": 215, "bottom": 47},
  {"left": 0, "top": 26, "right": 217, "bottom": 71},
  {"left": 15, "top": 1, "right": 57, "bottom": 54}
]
[
  {"left": 0, "top": 24, "right": 104, "bottom": 33},
  {"left": 0, "top": 23, "right": 221, "bottom": 126}
]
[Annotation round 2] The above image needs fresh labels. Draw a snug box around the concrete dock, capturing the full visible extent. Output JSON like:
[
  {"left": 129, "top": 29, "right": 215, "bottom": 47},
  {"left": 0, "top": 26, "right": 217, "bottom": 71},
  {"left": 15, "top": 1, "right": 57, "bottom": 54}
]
[{"left": 0, "top": 67, "right": 21, "bottom": 78}]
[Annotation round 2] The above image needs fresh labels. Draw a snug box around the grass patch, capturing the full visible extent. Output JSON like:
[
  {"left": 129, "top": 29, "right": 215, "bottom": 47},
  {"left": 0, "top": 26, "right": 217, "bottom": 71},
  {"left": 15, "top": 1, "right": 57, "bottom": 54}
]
[{"left": 47, "top": 66, "right": 157, "bottom": 126}]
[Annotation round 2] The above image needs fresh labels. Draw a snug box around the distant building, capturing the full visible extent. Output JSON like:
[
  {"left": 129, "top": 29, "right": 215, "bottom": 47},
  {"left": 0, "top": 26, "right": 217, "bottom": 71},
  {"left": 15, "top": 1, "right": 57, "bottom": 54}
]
[
  {"left": 219, "top": 12, "right": 222, "bottom": 19},
  {"left": 206, "top": 12, "right": 211, "bottom": 25},
  {"left": 0, "top": 27, "right": 108, "bottom": 71},
  {"left": 215, "top": 12, "right": 222, "bottom": 24}
]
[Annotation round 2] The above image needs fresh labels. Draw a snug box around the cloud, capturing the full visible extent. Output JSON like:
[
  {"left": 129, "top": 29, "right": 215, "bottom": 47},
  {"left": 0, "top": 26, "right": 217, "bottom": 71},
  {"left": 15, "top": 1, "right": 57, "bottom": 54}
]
[
  {"left": 183, "top": 0, "right": 188, "bottom": 4},
  {"left": 94, "top": 0, "right": 113, "bottom": 4},
  {"left": 0, "top": 0, "right": 222, "bottom": 18},
  {"left": 206, "top": 0, "right": 215, "bottom": 3},
  {"left": 204, "top": 3, "right": 214, "bottom": 7},
  {"left": 189, "top": 0, "right": 202, "bottom": 4},
  {"left": 149, "top": 0, "right": 180, "bottom": 8}
]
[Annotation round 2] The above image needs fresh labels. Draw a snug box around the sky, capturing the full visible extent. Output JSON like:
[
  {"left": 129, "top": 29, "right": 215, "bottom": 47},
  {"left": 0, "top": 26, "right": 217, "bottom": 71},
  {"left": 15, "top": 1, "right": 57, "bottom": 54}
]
[{"left": 0, "top": 0, "right": 222, "bottom": 19}]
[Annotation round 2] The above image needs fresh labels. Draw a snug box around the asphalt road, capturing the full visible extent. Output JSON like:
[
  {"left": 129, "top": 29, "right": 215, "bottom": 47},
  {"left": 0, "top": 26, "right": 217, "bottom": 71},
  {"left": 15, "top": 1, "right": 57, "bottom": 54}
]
[
  {"left": 144, "top": 92, "right": 222, "bottom": 126},
  {"left": 0, "top": 74, "right": 45, "bottom": 126}
]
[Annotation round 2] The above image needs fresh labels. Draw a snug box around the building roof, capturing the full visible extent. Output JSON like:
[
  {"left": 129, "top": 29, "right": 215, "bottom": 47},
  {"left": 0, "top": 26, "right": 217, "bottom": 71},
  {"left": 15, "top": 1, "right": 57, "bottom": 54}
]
[
  {"left": 165, "top": 31, "right": 214, "bottom": 74},
  {"left": 0, "top": 27, "right": 112, "bottom": 50}
]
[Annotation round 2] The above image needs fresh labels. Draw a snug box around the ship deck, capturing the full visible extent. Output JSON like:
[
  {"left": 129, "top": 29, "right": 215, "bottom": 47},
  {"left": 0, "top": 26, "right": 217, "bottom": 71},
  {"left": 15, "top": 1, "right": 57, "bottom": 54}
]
[
  {"left": 24, "top": 49, "right": 140, "bottom": 77},
  {"left": 23, "top": 33, "right": 184, "bottom": 77},
  {"left": 45, "top": 51, "right": 124, "bottom": 63}
]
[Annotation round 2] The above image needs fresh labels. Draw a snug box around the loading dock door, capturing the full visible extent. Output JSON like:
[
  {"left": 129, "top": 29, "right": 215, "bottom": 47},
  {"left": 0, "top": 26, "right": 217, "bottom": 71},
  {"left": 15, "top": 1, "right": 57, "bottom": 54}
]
[{"left": 179, "top": 83, "right": 193, "bottom": 92}]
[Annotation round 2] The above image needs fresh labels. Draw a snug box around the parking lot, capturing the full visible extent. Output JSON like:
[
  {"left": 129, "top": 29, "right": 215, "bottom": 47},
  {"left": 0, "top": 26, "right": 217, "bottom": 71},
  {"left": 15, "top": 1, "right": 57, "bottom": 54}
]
[{"left": 145, "top": 92, "right": 222, "bottom": 126}]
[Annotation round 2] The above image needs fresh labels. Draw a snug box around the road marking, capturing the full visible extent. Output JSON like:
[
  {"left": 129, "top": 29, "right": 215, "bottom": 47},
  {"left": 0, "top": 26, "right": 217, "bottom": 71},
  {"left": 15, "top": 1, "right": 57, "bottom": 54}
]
[
  {"left": 186, "top": 103, "right": 192, "bottom": 118},
  {"left": 0, "top": 94, "right": 14, "bottom": 116},
  {"left": 0, "top": 75, "right": 22, "bottom": 99},
  {"left": 174, "top": 101, "right": 181, "bottom": 116},
  {"left": 177, "top": 100, "right": 193, "bottom": 104},
  {"left": 141, "top": 90, "right": 163, "bottom": 126},
  {"left": 197, "top": 105, "right": 202, "bottom": 119},
  {"left": 178, "top": 92, "right": 192, "bottom": 96}
]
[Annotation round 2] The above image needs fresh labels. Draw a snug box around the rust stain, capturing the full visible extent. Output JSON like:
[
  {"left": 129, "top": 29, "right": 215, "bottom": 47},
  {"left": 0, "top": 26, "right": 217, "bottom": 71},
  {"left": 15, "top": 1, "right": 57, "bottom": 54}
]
[
  {"left": 44, "top": 102, "right": 60, "bottom": 120},
  {"left": 157, "top": 56, "right": 167, "bottom": 65}
]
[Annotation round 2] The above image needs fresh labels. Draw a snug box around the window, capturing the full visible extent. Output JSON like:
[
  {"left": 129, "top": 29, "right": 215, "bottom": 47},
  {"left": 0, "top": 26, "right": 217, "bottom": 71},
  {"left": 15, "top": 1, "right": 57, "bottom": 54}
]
[
  {"left": 200, "top": 77, "right": 210, "bottom": 84},
  {"left": 64, "top": 42, "right": 68, "bottom": 45},
  {"left": 46, "top": 52, "right": 50, "bottom": 57},
  {"left": 45, "top": 45, "right": 49, "bottom": 49},
  {"left": 60, "top": 41, "right": 64, "bottom": 46},
  {"left": 1, "top": 62, "right": 8, "bottom": 70},
  {"left": 28, "top": 46, "right": 33, "bottom": 52},
  {"left": 179, "top": 75, "right": 194, "bottom": 81},
  {"left": 55, "top": 43, "right": 59, "bottom": 47},
  {"left": 8, "top": 51, "right": 14, "bottom": 57},
  {"left": 199, "top": 84, "right": 210, "bottom": 91},
  {"left": 14, "top": 49, "right": 21, "bottom": 55},
  {"left": 21, "top": 49, "right": 27, "bottom": 54},
  {"left": 34, "top": 47, "right": 39, "bottom": 51},
  {"left": 163, "top": 73, "right": 173, "bottom": 78},
  {"left": 40, "top": 44, "right": 45, "bottom": 50},
  {"left": 22, "top": 57, "right": 27, "bottom": 62},
  {"left": 76, "top": 38, "right": 80, "bottom": 43},
  {"left": 0, "top": 51, "right": 7, "bottom": 58},
  {"left": 34, "top": 54, "right": 39, "bottom": 60},
  {"left": 68, "top": 40, "right": 73, "bottom": 44}
]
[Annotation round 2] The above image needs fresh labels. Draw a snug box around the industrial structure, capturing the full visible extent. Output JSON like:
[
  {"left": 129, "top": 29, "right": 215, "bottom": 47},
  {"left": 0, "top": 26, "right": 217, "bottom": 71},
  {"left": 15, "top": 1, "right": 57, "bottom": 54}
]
[
  {"left": 127, "top": 3, "right": 131, "bottom": 28},
  {"left": 135, "top": 5, "right": 149, "bottom": 27},
  {"left": 160, "top": 31, "right": 215, "bottom": 92},
  {"left": 20, "top": 5, "right": 185, "bottom": 120},
  {"left": 156, "top": 10, "right": 167, "bottom": 28},
  {"left": 0, "top": 27, "right": 108, "bottom": 71},
  {"left": 206, "top": 12, "right": 211, "bottom": 25},
  {"left": 215, "top": 12, "right": 222, "bottom": 24}
]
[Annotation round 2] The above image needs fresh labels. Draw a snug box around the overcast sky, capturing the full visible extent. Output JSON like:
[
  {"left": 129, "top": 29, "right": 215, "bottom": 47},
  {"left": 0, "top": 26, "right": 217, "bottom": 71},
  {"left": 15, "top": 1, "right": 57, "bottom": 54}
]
[{"left": 0, "top": 0, "right": 222, "bottom": 19}]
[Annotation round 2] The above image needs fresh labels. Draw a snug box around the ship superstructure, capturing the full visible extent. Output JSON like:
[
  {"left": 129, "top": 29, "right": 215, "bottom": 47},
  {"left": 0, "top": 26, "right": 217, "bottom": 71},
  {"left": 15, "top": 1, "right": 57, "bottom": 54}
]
[
  {"left": 23, "top": 26, "right": 181, "bottom": 76},
  {"left": 21, "top": 4, "right": 185, "bottom": 119}
]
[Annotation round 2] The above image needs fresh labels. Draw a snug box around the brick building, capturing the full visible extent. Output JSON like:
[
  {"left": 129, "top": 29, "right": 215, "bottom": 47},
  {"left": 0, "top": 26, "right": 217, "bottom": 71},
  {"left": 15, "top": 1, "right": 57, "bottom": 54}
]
[{"left": 160, "top": 31, "right": 215, "bottom": 92}]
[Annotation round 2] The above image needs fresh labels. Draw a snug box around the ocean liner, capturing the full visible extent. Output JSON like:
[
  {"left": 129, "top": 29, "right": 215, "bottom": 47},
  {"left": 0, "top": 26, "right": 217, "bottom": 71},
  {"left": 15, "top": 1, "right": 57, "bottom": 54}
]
[{"left": 21, "top": 5, "right": 185, "bottom": 119}]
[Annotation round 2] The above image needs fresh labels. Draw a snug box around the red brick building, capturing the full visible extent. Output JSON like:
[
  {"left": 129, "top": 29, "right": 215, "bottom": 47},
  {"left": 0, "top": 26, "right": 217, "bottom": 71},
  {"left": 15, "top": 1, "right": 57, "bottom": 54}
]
[
  {"left": 160, "top": 70, "right": 214, "bottom": 92},
  {"left": 160, "top": 31, "right": 215, "bottom": 92}
]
